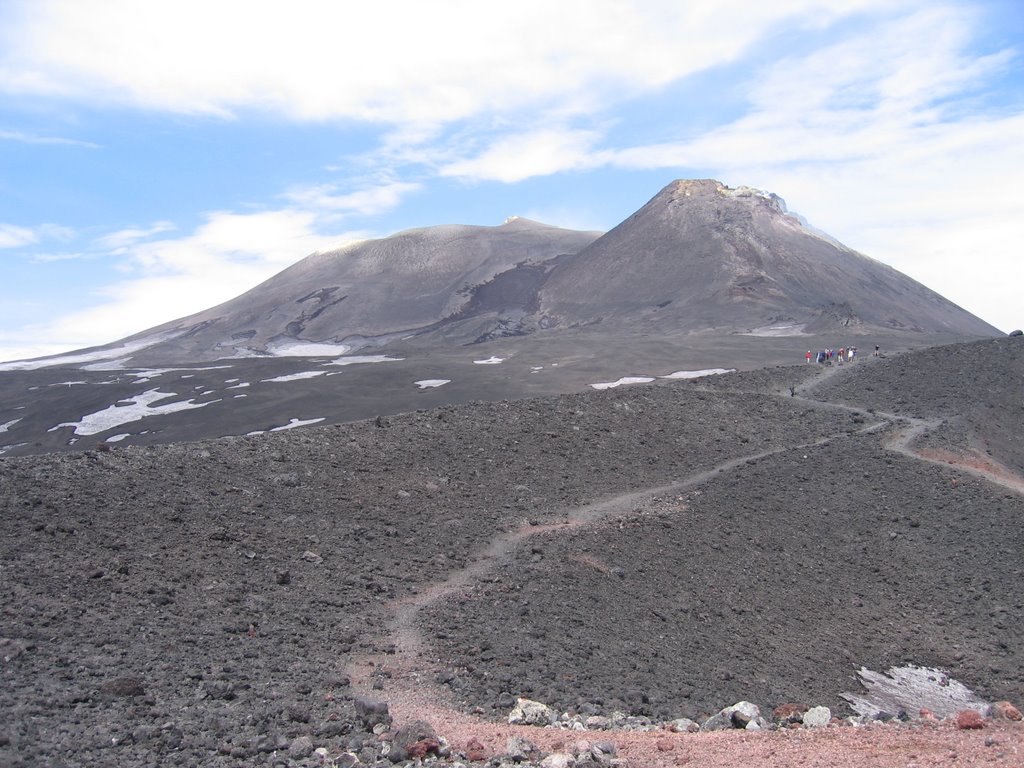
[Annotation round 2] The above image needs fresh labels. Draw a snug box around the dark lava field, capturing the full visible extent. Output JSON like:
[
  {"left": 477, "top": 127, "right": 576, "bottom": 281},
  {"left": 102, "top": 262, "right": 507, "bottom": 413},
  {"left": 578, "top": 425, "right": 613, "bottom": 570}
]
[{"left": 1, "top": 336, "right": 1022, "bottom": 767}]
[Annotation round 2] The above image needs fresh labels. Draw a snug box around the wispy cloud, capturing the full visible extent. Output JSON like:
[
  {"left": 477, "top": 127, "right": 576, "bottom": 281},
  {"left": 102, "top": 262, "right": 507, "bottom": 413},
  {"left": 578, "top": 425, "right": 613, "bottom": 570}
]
[
  {"left": 440, "top": 128, "right": 606, "bottom": 183},
  {"left": 2, "top": 207, "right": 368, "bottom": 362},
  {"left": 0, "top": 1, "right": 893, "bottom": 123},
  {"left": 95, "top": 222, "right": 176, "bottom": 251},
  {"left": 282, "top": 180, "right": 421, "bottom": 217},
  {"left": 0, "top": 128, "right": 99, "bottom": 148},
  {"left": 0, "top": 223, "right": 37, "bottom": 248}
]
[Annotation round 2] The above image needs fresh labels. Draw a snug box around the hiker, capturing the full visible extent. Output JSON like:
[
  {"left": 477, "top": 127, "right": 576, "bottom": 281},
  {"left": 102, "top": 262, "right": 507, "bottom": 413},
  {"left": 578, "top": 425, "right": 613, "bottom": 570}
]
[
  {"left": 806, "top": 350, "right": 812, "bottom": 364},
  {"left": 874, "top": 344, "right": 880, "bottom": 357}
]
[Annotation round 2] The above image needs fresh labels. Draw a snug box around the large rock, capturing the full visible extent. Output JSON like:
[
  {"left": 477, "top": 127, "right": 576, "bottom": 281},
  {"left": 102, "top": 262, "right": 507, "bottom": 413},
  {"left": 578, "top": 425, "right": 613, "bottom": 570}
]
[
  {"left": 701, "top": 701, "right": 764, "bottom": 731},
  {"left": 509, "top": 697, "right": 556, "bottom": 726},
  {"left": 802, "top": 706, "right": 832, "bottom": 728}
]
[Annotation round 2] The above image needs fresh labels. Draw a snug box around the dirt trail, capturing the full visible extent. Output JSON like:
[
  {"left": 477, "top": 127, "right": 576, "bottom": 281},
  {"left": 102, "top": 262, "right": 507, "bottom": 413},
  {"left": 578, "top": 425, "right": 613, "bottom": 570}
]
[{"left": 343, "top": 360, "right": 1024, "bottom": 765}]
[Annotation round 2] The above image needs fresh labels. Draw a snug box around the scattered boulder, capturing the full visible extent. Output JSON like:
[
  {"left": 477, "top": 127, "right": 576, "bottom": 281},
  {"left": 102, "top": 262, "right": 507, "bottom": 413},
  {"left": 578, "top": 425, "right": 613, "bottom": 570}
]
[
  {"left": 701, "top": 701, "right": 765, "bottom": 731},
  {"left": 1008, "top": 329, "right": 1022, "bottom": 337},
  {"left": 772, "top": 702, "right": 808, "bottom": 724},
  {"left": 288, "top": 735, "right": 315, "bottom": 759},
  {"left": 540, "top": 754, "right": 573, "bottom": 768},
  {"left": 505, "top": 735, "right": 541, "bottom": 762},
  {"left": 354, "top": 696, "right": 391, "bottom": 729},
  {"left": 956, "top": 710, "right": 986, "bottom": 730},
  {"left": 989, "top": 701, "right": 1023, "bottom": 721},
  {"left": 465, "top": 737, "right": 489, "bottom": 761},
  {"left": 802, "top": 706, "right": 832, "bottom": 728},
  {"left": 389, "top": 720, "right": 440, "bottom": 763},
  {"left": 509, "top": 697, "right": 556, "bottom": 726},
  {"left": 666, "top": 717, "right": 700, "bottom": 733},
  {"left": 99, "top": 677, "right": 145, "bottom": 697}
]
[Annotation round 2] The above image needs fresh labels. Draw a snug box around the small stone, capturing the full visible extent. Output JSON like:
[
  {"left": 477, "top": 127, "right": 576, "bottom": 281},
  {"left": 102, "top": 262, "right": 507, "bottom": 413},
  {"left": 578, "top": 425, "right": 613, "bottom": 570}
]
[
  {"left": 802, "top": 706, "right": 832, "bottom": 728},
  {"left": 772, "top": 703, "right": 808, "bottom": 723},
  {"left": 667, "top": 718, "right": 699, "bottom": 733},
  {"left": 274, "top": 569, "right": 291, "bottom": 585},
  {"left": 540, "top": 755, "right": 573, "bottom": 768},
  {"left": 288, "top": 736, "right": 315, "bottom": 759},
  {"left": 354, "top": 696, "right": 391, "bottom": 728},
  {"left": 505, "top": 735, "right": 539, "bottom": 762},
  {"left": 465, "top": 737, "right": 488, "bottom": 761},
  {"left": 656, "top": 737, "right": 674, "bottom": 751},
  {"left": 989, "top": 701, "right": 1023, "bottom": 721},
  {"left": 955, "top": 710, "right": 985, "bottom": 730},
  {"left": 301, "top": 550, "right": 323, "bottom": 564},
  {"left": 99, "top": 677, "right": 146, "bottom": 697}
]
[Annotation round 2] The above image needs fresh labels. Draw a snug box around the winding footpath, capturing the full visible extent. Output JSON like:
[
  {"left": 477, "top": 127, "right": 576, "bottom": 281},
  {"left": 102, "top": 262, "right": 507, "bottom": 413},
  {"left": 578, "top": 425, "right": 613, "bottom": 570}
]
[{"left": 343, "top": 359, "right": 1024, "bottom": 766}]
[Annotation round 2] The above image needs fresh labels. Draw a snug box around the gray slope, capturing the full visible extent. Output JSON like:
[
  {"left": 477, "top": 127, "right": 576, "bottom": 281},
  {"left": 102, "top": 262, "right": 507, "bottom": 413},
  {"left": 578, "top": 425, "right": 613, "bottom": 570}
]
[{"left": 539, "top": 180, "right": 1001, "bottom": 336}]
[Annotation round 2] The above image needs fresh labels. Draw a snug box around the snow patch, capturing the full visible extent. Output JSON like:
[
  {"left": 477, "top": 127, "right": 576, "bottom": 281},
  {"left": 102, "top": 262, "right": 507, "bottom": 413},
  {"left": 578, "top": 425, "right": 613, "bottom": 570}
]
[
  {"left": 741, "top": 324, "right": 807, "bottom": 337},
  {"left": 227, "top": 382, "right": 250, "bottom": 389},
  {"left": 272, "top": 417, "right": 325, "bottom": 432},
  {"left": 105, "top": 433, "right": 131, "bottom": 443},
  {"left": 660, "top": 368, "right": 735, "bottom": 379},
  {"left": 50, "top": 389, "right": 219, "bottom": 436},
  {"left": 0, "top": 332, "right": 185, "bottom": 370},
  {"left": 415, "top": 379, "right": 450, "bottom": 389},
  {"left": 590, "top": 376, "right": 656, "bottom": 390},
  {"left": 261, "top": 371, "right": 326, "bottom": 383},
  {"left": 473, "top": 356, "right": 504, "bottom": 365},
  {"left": 269, "top": 342, "right": 352, "bottom": 357},
  {"left": 327, "top": 355, "right": 404, "bottom": 366},
  {"left": 0, "top": 418, "right": 21, "bottom": 433}
]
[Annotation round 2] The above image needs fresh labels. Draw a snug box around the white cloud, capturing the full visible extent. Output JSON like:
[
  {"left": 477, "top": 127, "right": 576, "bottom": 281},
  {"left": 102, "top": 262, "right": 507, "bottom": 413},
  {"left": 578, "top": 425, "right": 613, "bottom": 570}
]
[
  {"left": 0, "top": 1, "right": 893, "bottom": 123},
  {"left": 0, "top": 128, "right": 99, "bottom": 148},
  {"left": 0, "top": 223, "right": 38, "bottom": 248},
  {"left": 440, "top": 128, "right": 606, "bottom": 183},
  {"left": 0, "top": 208, "right": 367, "bottom": 362},
  {"left": 95, "top": 221, "right": 176, "bottom": 251},
  {"left": 283, "top": 180, "right": 421, "bottom": 216}
]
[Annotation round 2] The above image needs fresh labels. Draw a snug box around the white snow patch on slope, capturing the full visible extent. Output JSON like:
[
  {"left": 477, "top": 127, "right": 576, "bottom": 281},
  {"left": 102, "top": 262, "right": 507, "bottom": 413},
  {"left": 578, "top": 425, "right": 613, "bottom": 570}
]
[
  {"left": 0, "top": 418, "right": 21, "bottom": 433},
  {"left": 272, "top": 417, "right": 325, "bottom": 431},
  {"left": 50, "top": 389, "right": 218, "bottom": 436},
  {"left": 590, "top": 376, "right": 655, "bottom": 390},
  {"left": 269, "top": 342, "right": 352, "bottom": 357},
  {"left": 415, "top": 379, "right": 450, "bottom": 389},
  {"left": 262, "top": 371, "right": 326, "bottom": 383},
  {"left": 227, "top": 382, "right": 250, "bottom": 389},
  {"left": 106, "top": 433, "right": 131, "bottom": 443},
  {"left": 0, "top": 333, "right": 184, "bottom": 371},
  {"left": 660, "top": 368, "right": 735, "bottom": 379},
  {"left": 125, "top": 365, "right": 233, "bottom": 382},
  {"left": 327, "top": 355, "right": 404, "bottom": 366},
  {"left": 473, "top": 356, "right": 504, "bottom": 365}
]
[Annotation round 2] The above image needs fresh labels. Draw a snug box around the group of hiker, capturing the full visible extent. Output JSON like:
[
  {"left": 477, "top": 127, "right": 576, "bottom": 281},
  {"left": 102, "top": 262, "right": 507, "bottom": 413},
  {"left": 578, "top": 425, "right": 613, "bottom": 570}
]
[{"left": 805, "top": 345, "right": 878, "bottom": 364}]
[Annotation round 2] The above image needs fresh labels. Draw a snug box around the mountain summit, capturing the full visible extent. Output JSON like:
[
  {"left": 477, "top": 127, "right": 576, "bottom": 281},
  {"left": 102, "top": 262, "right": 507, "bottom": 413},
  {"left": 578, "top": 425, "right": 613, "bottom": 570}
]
[{"left": 537, "top": 179, "right": 997, "bottom": 337}]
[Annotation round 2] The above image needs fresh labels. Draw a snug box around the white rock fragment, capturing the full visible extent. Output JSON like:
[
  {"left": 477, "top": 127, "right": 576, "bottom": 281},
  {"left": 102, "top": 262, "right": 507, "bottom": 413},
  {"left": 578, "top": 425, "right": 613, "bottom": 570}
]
[
  {"left": 802, "top": 706, "right": 832, "bottom": 727},
  {"left": 508, "top": 697, "right": 556, "bottom": 726}
]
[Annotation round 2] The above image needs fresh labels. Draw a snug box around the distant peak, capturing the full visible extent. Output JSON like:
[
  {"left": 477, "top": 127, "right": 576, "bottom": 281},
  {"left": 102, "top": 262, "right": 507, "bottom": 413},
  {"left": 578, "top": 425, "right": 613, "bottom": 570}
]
[
  {"left": 667, "top": 179, "right": 788, "bottom": 214},
  {"left": 504, "top": 215, "right": 521, "bottom": 224}
]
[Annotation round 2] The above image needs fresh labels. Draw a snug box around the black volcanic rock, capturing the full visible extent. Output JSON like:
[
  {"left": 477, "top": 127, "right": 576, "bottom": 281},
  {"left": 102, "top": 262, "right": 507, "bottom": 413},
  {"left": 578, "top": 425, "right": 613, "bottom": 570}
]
[{"left": 539, "top": 180, "right": 1000, "bottom": 337}]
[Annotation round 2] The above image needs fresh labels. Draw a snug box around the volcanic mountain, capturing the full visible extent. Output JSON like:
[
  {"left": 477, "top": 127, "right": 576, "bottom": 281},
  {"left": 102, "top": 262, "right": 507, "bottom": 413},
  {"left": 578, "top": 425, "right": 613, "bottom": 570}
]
[
  {"left": 58, "top": 178, "right": 999, "bottom": 366},
  {"left": 0, "top": 180, "right": 1003, "bottom": 457},
  {"left": 538, "top": 180, "right": 999, "bottom": 337}
]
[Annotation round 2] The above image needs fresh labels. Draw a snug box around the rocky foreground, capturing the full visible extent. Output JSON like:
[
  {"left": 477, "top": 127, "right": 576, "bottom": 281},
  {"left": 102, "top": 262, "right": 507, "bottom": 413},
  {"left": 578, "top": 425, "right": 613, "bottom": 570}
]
[{"left": 1, "top": 337, "right": 1022, "bottom": 766}]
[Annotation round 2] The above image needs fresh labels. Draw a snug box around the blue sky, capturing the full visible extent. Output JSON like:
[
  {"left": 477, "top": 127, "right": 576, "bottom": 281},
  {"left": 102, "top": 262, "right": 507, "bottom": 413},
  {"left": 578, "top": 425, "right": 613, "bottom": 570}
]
[{"left": 1, "top": 0, "right": 1022, "bottom": 362}]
